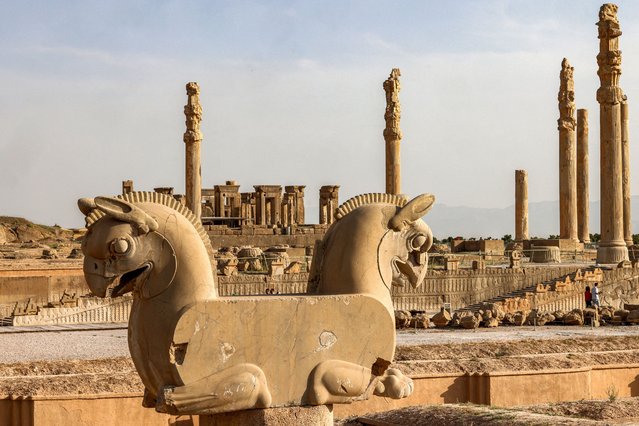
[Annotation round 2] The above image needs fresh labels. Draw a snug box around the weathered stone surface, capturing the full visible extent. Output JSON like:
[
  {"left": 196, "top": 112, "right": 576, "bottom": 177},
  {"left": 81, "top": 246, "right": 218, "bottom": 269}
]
[
  {"left": 626, "top": 309, "right": 639, "bottom": 324},
  {"left": 596, "top": 3, "right": 629, "bottom": 263},
  {"left": 79, "top": 191, "right": 434, "bottom": 415},
  {"left": 515, "top": 170, "right": 529, "bottom": 241},
  {"left": 484, "top": 317, "right": 499, "bottom": 328},
  {"left": 183, "top": 82, "right": 203, "bottom": 220},
  {"left": 383, "top": 68, "right": 402, "bottom": 195},
  {"left": 563, "top": 309, "right": 584, "bottom": 326},
  {"left": 431, "top": 307, "right": 452, "bottom": 328},
  {"left": 395, "top": 310, "right": 411, "bottom": 328},
  {"left": 0, "top": 225, "right": 17, "bottom": 244},
  {"left": 577, "top": 109, "right": 590, "bottom": 243},
  {"left": 460, "top": 314, "right": 480, "bottom": 329},
  {"left": 530, "top": 246, "right": 560, "bottom": 263},
  {"left": 409, "top": 313, "right": 430, "bottom": 329},
  {"left": 558, "top": 58, "right": 578, "bottom": 242},
  {"left": 200, "top": 404, "right": 333, "bottom": 426},
  {"left": 615, "top": 309, "right": 630, "bottom": 321}
]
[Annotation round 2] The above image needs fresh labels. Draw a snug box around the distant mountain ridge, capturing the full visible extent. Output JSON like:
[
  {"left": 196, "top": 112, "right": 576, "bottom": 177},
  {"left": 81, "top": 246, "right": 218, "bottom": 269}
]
[{"left": 427, "top": 196, "right": 639, "bottom": 240}]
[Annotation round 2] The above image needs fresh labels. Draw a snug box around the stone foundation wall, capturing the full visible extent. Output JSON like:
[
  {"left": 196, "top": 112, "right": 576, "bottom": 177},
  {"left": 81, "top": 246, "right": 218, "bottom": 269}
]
[
  {"left": 3, "top": 363, "right": 639, "bottom": 425},
  {"left": 334, "top": 363, "right": 639, "bottom": 418}
]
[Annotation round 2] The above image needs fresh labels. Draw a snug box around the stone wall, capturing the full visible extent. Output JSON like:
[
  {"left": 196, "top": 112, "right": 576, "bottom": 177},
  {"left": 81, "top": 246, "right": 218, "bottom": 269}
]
[
  {"left": 392, "top": 266, "right": 581, "bottom": 312},
  {"left": 3, "top": 363, "right": 639, "bottom": 424},
  {"left": 206, "top": 225, "right": 326, "bottom": 249},
  {"left": 217, "top": 273, "right": 309, "bottom": 296},
  {"left": 0, "top": 266, "right": 584, "bottom": 322},
  {"left": 334, "top": 363, "right": 639, "bottom": 418}
]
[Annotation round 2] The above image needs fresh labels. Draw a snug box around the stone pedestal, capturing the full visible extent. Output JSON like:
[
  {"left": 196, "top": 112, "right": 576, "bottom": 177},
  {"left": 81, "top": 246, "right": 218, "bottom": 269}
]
[
  {"left": 622, "top": 102, "right": 632, "bottom": 246},
  {"left": 577, "top": 109, "right": 590, "bottom": 243},
  {"left": 200, "top": 405, "right": 333, "bottom": 426},
  {"left": 596, "top": 4, "right": 628, "bottom": 264},
  {"left": 558, "top": 58, "right": 578, "bottom": 242},
  {"left": 514, "top": 170, "right": 529, "bottom": 241},
  {"left": 383, "top": 68, "right": 402, "bottom": 195}
]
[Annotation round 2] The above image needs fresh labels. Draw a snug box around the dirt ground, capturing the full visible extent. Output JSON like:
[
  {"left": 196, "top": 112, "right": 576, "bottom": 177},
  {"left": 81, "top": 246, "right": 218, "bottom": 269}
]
[
  {"left": 339, "top": 399, "right": 639, "bottom": 425},
  {"left": 0, "top": 357, "right": 141, "bottom": 396},
  {"left": 395, "top": 333, "right": 639, "bottom": 375}
]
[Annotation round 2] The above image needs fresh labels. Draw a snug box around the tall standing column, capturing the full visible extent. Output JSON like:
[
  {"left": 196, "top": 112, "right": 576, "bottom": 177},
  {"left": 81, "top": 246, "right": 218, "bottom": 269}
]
[
  {"left": 383, "top": 68, "right": 402, "bottom": 195},
  {"left": 577, "top": 109, "right": 590, "bottom": 243},
  {"left": 596, "top": 4, "right": 628, "bottom": 263},
  {"left": 184, "top": 82, "right": 203, "bottom": 219},
  {"left": 558, "top": 58, "right": 578, "bottom": 242},
  {"left": 622, "top": 102, "right": 632, "bottom": 245},
  {"left": 515, "top": 170, "right": 529, "bottom": 241}
]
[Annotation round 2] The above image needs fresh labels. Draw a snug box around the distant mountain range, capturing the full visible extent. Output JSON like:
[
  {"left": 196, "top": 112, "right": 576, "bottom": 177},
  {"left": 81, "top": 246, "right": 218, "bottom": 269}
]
[{"left": 427, "top": 196, "right": 639, "bottom": 240}]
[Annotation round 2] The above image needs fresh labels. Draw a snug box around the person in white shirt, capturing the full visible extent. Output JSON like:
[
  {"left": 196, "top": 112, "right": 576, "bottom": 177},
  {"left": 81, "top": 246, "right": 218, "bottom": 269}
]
[{"left": 591, "top": 283, "right": 600, "bottom": 307}]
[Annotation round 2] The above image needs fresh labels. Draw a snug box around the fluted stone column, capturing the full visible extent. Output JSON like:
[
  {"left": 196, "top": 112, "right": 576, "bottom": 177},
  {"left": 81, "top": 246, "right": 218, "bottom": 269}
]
[
  {"left": 515, "top": 170, "right": 529, "bottom": 241},
  {"left": 577, "top": 109, "right": 590, "bottom": 243},
  {"left": 622, "top": 102, "right": 632, "bottom": 245},
  {"left": 184, "top": 82, "right": 203, "bottom": 219},
  {"left": 596, "top": 4, "right": 628, "bottom": 263},
  {"left": 558, "top": 58, "right": 578, "bottom": 242},
  {"left": 383, "top": 68, "right": 402, "bottom": 195}
]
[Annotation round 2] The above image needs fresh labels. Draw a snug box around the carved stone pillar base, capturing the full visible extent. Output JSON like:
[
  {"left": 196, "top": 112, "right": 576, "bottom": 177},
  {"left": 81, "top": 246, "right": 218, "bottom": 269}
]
[
  {"left": 530, "top": 246, "right": 561, "bottom": 263},
  {"left": 199, "top": 405, "right": 333, "bottom": 426},
  {"left": 597, "top": 245, "right": 629, "bottom": 264}
]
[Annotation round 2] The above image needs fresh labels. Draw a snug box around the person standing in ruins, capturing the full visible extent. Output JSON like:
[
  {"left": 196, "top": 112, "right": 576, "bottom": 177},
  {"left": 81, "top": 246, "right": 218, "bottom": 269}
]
[
  {"left": 591, "top": 283, "right": 600, "bottom": 308},
  {"left": 584, "top": 286, "right": 592, "bottom": 308}
]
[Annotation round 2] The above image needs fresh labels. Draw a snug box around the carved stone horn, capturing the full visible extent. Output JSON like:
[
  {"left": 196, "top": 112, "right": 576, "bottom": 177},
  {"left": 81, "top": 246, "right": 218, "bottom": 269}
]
[
  {"left": 389, "top": 194, "right": 435, "bottom": 231},
  {"left": 78, "top": 198, "right": 97, "bottom": 216},
  {"left": 94, "top": 197, "right": 159, "bottom": 234}
]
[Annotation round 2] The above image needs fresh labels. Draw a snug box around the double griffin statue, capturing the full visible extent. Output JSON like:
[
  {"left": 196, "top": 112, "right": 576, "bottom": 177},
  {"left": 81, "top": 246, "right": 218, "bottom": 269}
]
[{"left": 78, "top": 191, "right": 435, "bottom": 415}]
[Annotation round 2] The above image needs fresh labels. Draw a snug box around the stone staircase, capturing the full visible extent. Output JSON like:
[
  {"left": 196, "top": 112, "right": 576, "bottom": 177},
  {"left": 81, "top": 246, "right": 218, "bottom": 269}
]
[{"left": 458, "top": 266, "right": 604, "bottom": 314}]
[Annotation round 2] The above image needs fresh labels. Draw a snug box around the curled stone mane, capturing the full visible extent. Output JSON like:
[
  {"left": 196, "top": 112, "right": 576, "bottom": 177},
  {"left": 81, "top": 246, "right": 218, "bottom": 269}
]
[
  {"left": 84, "top": 191, "right": 215, "bottom": 259},
  {"left": 335, "top": 193, "right": 408, "bottom": 220}
]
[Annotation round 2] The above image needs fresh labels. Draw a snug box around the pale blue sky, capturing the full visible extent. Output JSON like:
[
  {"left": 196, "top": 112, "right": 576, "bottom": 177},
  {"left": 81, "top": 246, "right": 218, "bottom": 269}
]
[{"left": 2, "top": 1, "right": 639, "bottom": 235}]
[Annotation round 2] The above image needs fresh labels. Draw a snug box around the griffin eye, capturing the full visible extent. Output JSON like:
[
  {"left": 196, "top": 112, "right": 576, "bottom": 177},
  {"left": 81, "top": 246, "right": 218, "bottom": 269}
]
[
  {"left": 111, "top": 238, "right": 130, "bottom": 255},
  {"left": 411, "top": 235, "right": 427, "bottom": 250}
]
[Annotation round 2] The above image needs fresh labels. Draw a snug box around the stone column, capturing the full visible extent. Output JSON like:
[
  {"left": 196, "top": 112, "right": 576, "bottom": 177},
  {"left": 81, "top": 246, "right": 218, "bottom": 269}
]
[
  {"left": 383, "top": 68, "right": 402, "bottom": 195},
  {"left": 596, "top": 4, "right": 628, "bottom": 263},
  {"left": 184, "top": 82, "right": 203, "bottom": 219},
  {"left": 577, "top": 109, "right": 591, "bottom": 243},
  {"left": 622, "top": 101, "right": 632, "bottom": 245},
  {"left": 558, "top": 58, "right": 578, "bottom": 242},
  {"left": 515, "top": 170, "right": 529, "bottom": 241}
]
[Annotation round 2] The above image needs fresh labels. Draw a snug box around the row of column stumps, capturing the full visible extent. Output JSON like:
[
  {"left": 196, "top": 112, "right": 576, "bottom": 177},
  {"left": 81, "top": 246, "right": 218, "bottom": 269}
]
[{"left": 596, "top": 3, "right": 629, "bottom": 263}]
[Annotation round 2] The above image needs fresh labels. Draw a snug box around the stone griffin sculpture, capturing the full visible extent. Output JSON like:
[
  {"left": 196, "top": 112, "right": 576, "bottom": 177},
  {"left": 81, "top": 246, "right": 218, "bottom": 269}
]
[{"left": 78, "top": 191, "right": 434, "bottom": 415}]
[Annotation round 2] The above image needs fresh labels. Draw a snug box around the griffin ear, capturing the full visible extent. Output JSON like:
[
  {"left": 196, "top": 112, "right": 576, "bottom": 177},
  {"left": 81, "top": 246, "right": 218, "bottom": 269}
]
[
  {"left": 389, "top": 194, "right": 435, "bottom": 231},
  {"left": 78, "top": 198, "right": 97, "bottom": 216},
  {"left": 94, "top": 197, "right": 159, "bottom": 234}
]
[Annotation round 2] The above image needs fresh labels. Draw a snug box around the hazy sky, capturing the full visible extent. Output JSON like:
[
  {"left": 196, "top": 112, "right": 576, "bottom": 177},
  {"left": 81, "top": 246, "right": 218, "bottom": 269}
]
[{"left": 2, "top": 0, "right": 639, "bottom": 230}]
